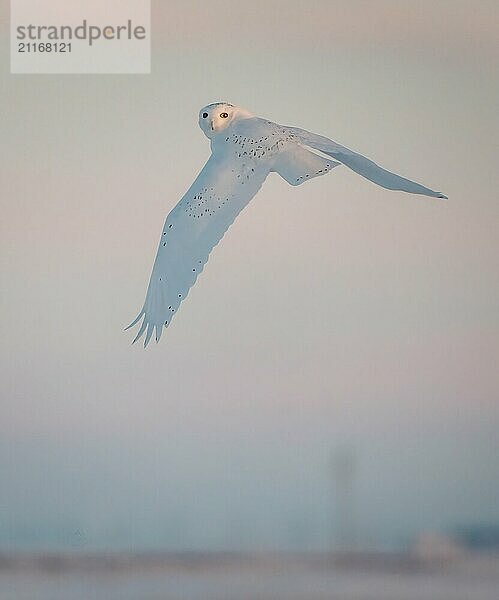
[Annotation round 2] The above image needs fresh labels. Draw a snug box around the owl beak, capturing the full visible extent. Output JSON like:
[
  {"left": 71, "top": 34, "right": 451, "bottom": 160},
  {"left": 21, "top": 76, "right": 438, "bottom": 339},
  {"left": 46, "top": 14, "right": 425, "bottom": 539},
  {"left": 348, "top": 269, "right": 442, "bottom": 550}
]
[{"left": 210, "top": 119, "right": 215, "bottom": 131}]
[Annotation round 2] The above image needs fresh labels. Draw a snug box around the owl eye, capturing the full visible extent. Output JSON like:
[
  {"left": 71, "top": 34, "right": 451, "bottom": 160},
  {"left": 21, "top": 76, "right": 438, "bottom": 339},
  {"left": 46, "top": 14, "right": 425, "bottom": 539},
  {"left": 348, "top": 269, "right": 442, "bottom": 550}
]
[
  {"left": 202, "top": 112, "right": 208, "bottom": 118},
  {"left": 220, "top": 112, "right": 229, "bottom": 118}
]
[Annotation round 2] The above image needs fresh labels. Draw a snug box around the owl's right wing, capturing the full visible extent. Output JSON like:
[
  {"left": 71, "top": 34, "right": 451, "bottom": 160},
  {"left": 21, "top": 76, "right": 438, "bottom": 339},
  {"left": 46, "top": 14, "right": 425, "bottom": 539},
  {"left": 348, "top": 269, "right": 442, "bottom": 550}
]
[
  {"left": 287, "top": 126, "right": 447, "bottom": 199},
  {"left": 127, "top": 150, "right": 270, "bottom": 346}
]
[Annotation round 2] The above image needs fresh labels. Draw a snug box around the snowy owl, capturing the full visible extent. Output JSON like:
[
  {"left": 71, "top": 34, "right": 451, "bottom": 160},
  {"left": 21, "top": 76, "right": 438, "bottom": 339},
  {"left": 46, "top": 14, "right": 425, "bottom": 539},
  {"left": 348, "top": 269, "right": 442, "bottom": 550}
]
[{"left": 127, "top": 102, "right": 446, "bottom": 346}]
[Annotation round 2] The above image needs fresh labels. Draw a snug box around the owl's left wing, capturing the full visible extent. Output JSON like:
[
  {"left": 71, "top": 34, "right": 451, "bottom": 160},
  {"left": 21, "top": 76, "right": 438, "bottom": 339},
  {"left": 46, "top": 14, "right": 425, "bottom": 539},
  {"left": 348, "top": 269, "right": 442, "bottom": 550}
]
[{"left": 127, "top": 150, "right": 270, "bottom": 346}]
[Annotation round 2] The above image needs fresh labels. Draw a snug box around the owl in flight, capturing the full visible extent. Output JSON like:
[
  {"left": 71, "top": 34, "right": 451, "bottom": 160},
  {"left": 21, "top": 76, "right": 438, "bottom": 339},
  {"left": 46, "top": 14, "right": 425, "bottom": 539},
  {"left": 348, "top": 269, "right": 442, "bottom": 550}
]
[{"left": 127, "top": 102, "right": 446, "bottom": 346}]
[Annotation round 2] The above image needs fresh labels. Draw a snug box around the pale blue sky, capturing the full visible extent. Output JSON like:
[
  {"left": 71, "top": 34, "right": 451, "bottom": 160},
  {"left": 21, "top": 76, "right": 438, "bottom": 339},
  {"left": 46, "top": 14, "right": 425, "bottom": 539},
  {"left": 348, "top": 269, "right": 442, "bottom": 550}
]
[{"left": 1, "top": 0, "right": 498, "bottom": 551}]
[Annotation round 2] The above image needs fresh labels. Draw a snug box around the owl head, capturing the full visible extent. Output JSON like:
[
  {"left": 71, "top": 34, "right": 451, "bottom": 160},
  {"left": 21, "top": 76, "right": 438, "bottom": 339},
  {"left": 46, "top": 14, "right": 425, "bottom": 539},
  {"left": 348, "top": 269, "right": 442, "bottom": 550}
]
[{"left": 198, "top": 102, "right": 253, "bottom": 138}]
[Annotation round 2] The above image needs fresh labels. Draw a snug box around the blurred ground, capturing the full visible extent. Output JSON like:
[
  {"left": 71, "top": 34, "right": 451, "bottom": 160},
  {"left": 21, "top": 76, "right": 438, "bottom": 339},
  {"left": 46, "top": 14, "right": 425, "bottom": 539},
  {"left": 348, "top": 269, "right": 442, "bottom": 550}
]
[{"left": 1, "top": 551, "right": 498, "bottom": 600}]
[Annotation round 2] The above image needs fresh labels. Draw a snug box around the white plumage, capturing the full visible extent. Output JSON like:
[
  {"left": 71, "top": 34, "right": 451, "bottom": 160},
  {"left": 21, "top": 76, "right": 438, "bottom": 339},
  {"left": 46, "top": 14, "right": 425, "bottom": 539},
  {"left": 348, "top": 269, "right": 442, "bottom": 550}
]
[{"left": 127, "top": 102, "right": 446, "bottom": 346}]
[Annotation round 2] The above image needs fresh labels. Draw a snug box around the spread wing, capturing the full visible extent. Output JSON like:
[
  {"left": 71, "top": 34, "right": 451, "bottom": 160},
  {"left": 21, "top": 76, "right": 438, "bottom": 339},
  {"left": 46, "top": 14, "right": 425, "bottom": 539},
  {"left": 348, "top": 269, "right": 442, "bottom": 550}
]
[
  {"left": 287, "top": 126, "right": 447, "bottom": 199},
  {"left": 127, "top": 150, "right": 270, "bottom": 346}
]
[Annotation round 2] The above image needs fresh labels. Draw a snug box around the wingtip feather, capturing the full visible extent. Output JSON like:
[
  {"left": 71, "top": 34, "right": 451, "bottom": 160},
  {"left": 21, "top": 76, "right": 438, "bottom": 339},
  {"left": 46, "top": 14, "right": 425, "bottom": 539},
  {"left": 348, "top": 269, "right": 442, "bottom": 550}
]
[
  {"left": 143, "top": 323, "right": 154, "bottom": 348},
  {"left": 125, "top": 310, "right": 145, "bottom": 331},
  {"left": 127, "top": 314, "right": 168, "bottom": 348},
  {"left": 155, "top": 324, "right": 163, "bottom": 344},
  {"left": 131, "top": 318, "right": 147, "bottom": 345}
]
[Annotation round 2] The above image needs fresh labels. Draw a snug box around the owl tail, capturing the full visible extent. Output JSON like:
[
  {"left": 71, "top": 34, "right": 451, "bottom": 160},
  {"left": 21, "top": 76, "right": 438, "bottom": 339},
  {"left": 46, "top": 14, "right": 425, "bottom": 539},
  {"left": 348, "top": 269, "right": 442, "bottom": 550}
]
[{"left": 272, "top": 145, "right": 341, "bottom": 186}]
